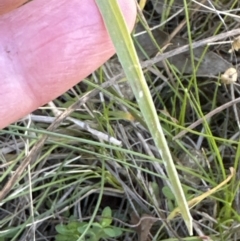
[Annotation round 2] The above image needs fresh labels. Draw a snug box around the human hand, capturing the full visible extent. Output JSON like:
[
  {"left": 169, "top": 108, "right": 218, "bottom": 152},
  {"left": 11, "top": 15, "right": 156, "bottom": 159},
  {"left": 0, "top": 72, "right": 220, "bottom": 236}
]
[{"left": 0, "top": 0, "right": 136, "bottom": 129}]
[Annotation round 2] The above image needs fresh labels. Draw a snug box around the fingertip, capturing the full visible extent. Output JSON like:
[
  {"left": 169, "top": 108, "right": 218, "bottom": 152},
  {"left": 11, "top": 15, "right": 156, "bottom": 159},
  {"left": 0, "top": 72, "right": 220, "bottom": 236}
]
[{"left": 0, "top": 0, "right": 137, "bottom": 129}]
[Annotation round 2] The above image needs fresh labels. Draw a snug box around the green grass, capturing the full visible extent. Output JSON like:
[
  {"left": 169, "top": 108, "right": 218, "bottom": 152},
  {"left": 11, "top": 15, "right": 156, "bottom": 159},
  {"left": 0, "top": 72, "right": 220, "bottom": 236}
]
[{"left": 1, "top": 0, "right": 240, "bottom": 240}]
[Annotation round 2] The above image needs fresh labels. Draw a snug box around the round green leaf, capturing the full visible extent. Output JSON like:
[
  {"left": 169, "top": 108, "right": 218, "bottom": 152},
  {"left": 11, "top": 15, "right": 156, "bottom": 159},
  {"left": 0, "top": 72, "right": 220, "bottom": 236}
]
[
  {"left": 55, "top": 225, "right": 72, "bottom": 235},
  {"left": 103, "top": 228, "right": 116, "bottom": 237},
  {"left": 100, "top": 206, "right": 112, "bottom": 227}
]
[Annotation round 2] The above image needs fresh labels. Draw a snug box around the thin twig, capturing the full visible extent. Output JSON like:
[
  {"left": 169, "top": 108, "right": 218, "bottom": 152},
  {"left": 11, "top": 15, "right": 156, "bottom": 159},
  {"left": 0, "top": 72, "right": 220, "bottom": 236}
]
[
  {"left": 142, "top": 28, "right": 240, "bottom": 69},
  {"left": 173, "top": 97, "right": 240, "bottom": 140}
]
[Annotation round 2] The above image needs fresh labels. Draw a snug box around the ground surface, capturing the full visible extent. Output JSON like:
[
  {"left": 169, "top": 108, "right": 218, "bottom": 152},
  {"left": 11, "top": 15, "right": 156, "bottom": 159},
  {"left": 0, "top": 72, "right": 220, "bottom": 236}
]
[{"left": 1, "top": 1, "right": 240, "bottom": 241}]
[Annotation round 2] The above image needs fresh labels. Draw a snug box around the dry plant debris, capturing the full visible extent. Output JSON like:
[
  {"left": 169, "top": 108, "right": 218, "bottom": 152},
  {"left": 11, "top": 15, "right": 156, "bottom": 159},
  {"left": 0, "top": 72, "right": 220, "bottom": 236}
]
[
  {"left": 134, "top": 24, "right": 232, "bottom": 76},
  {"left": 220, "top": 67, "right": 238, "bottom": 84},
  {"left": 130, "top": 212, "right": 157, "bottom": 241},
  {"left": 2, "top": 1, "right": 240, "bottom": 240},
  {"left": 167, "top": 167, "right": 235, "bottom": 220},
  {"left": 228, "top": 36, "right": 240, "bottom": 53}
]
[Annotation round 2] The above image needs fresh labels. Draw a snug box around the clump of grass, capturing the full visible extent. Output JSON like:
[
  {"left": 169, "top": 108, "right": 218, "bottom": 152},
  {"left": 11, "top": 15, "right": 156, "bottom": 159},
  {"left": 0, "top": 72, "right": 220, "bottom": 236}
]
[{"left": 1, "top": 0, "right": 240, "bottom": 241}]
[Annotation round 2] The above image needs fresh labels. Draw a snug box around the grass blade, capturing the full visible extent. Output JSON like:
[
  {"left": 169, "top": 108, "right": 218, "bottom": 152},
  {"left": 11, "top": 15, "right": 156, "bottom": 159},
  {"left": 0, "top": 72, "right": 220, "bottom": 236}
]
[{"left": 95, "top": 0, "right": 193, "bottom": 235}]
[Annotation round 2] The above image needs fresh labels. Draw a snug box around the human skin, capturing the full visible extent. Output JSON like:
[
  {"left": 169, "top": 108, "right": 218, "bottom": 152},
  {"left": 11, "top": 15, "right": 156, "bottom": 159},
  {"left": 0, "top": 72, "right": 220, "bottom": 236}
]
[{"left": 0, "top": 0, "right": 136, "bottom": 129}]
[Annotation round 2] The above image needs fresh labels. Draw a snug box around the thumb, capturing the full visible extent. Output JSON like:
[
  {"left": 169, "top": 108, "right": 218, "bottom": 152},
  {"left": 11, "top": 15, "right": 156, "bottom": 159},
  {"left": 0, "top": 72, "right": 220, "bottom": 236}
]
[{"left": 0, "top": 0, "right": 136, "bottom": 129}]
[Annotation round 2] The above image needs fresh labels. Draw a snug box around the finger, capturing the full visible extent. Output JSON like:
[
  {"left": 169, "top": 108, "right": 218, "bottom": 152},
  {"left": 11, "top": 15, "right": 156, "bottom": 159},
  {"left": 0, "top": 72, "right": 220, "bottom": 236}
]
[
  {"left": 0, "top": 0, "right": 136, "bottom": 129},
  {"left": 0, "top": 0, "right": 28, "bottom": 15}
]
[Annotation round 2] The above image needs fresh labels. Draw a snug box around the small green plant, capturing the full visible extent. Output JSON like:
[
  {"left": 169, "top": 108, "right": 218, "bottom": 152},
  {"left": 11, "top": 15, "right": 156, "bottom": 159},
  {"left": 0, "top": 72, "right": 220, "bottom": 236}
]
[{"left": 55, "top": 206, "right": 122, "bottom": 241}]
